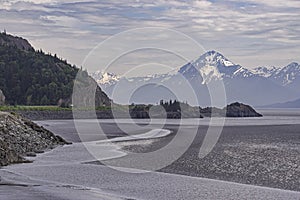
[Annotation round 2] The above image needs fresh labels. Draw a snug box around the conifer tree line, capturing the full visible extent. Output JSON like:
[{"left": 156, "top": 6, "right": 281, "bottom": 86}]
[{"left": 0, "top": 32, "right": 81, "bottom": 105}]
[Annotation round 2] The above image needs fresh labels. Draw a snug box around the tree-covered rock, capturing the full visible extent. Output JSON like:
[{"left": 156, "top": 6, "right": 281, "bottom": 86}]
[
  {"left": 225, "top": 102, "right": 263, "bottom": 117},
  {"left": 0, "top": 31, "right": 33, "bottom": 51},
  {"left": 0, "top": 32, "right": 110, "bottom": 107}
]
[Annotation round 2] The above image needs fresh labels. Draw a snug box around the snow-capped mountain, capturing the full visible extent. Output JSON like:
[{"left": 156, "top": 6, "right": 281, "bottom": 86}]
[
  {"left": 90, "top": 71, "right": 120, "bottom": 86},
  {"left": 270, "top": 62, "right": 300, "bottom": 86},
  {"left": 253, "top": 62, "right": 300, "bottom": 85},
  {"left": 251, "top": 66, "right": 279, "bottom": 78},
  {"left": 252, "top": 62, "right": 300, "bottom": 93},
  {"left": 179, "top": 51, "right": 256, "bottom": 83},
  {"left": 91, "top": 51, "right": 300, "bottom": 106}
]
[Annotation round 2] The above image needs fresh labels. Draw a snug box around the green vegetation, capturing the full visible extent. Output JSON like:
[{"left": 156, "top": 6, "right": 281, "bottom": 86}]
[
  {"left": 0, "top": 32, "right": 110, "bottom": 107},
  {"left": 0, "top": 32, "right": 98, "bottom": 106},
  {"left": 0, "top": 42, "right": 77, "bottom": 105},
  {"left": 0, "top": 105, "right": 71, "bottom": 111},
  {"left": 0, "top": 105, "right": 112, "bottom": 111}
]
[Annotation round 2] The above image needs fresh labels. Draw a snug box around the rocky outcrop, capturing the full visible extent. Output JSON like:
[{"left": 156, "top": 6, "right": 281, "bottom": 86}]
[
  {"left": 0, "top": 32, "right": 34, "bottom": 51},
  {"left": 71, "top": 71, "right": 111, "bottom": 108},
  {"left": 225, "top": 102, "right": 263, "bottom": 117},
  {"left": 200, "top": 102, "right": 262, "bottom": 117},
  {"left": 0, "top": 112, "right": 68, "bottom": 166},
  {"left": 0, "top": 89, "right": 4, "bottom": 105}
]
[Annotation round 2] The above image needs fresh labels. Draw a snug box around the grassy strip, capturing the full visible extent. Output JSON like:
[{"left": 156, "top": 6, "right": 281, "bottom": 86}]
[
  {"left": 0, "top": 105, "right": 113, "bottom": 111},
  {"left": 0, "top": 105, "right": 71, "bottom": 111}
]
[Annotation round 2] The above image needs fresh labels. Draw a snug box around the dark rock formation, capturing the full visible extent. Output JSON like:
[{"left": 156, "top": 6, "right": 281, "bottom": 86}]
[
  {"left": 65, "top": 70, "right": 111, "bottom": 108},
  {"left": 0, "top": 32, "right": 34, "bottom": 51},
  {"left": 225, "top": 102, "right": 263, "bottom": 117},
  {"left": 0, "top": 89, "right": 4, "bottom": 105},
  {"left": 200, "top": 107, "right": 226, "bottom": 117},
  {"left": 200, "top": 102, "right": 262, "bottom": 117},
  {"left": 0, "top": 112, "right": 68, "bottom": 166}
]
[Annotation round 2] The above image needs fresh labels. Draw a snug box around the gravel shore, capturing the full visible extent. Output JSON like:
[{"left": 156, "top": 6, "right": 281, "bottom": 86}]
[{"left": 0, "top": 112, "right": 68, "bottom": 166}]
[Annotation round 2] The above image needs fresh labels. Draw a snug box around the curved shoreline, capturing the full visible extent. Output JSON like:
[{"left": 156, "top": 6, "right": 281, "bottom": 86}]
[
  {"left": 1, "top": 140, "right": 300, "bottom": 200},
  {"left": 34, "top": 119, "right": 300, "bottom": 192}
]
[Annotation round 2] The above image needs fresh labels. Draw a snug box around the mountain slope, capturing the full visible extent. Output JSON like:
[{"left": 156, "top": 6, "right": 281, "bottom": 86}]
[
  {"left": 93, "top": 51, "right": 299, "bottom": 106},
  {"left": 91, "top": 71, "right": 120, "bottom": 87},
  {"left": 178, "top": 51, "right": 297, "bottom": 106},
  {"left": 0, "top": 32, "right": 110, "bottom": 106},
  {"left": 252, "top": 62, "right": 300, "bottom": 93}
]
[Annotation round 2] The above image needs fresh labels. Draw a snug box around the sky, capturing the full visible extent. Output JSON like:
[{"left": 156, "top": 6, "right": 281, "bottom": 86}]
[{"left": 1, "top": 0, "right": 300, "bottom": 75}]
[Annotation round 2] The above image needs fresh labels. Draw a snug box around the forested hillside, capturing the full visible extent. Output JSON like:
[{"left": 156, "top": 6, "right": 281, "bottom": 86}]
[{"left": 0, "top": 32, "right": 110, "bottom": 106}]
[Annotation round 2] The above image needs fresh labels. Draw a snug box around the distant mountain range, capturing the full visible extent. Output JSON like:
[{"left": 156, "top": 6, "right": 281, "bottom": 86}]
[
  {"left": 91, "top": 51, "right": 300, "bottom": 107},
  {"left": 263, "top": 98, "right": 300, "bottom": 108},
  {"left": 3, "top": 32, "right": 298, "bottom": 108}
]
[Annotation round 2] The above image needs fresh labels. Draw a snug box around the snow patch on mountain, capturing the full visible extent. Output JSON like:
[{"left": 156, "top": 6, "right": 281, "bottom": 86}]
[
  {"left": 192, "top": 50, "right": 236, "bottom": 69},
  {"left": 180, "top": 50, "right": 255, "bottom": 83},
  {"left": 199, "top": 65, "right": 222, "bottom": 84},
  {"left": 90, "top": 71, "right": 120, "bottom": 86},
  {"left": 252, "top": 62, "right": 300, "bottom": 86},
  {"left": 273, "top": 62, "right": 300, "bottom": 86}
]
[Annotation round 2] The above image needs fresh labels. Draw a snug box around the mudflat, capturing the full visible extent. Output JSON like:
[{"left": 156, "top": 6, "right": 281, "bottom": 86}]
[{"left": 37, "top": 119, "right": 300, "bottom": 191}]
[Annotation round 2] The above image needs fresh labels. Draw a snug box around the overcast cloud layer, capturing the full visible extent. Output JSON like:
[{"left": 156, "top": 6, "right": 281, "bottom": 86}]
[{"left": 1, "top": 0, "right": 299, "bottom": 73}]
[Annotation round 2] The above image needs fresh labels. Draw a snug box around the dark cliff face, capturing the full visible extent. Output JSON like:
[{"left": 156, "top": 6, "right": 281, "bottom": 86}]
[
  {"left": 60, "top": 70, "right": 111, "bottom": 108},
  {"left": 0, "top": 89, "right": 4, "bottom": 105}
]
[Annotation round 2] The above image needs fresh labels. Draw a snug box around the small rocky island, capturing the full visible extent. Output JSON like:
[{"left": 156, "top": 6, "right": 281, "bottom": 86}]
[
  {"left": 0, "top": 112, "right": 68, "bottom": 166},
  {"left": 201, "top": 102, "right": 263, "bottom": 118},
  {"left": 129, "top": 101, "right": 262, "bottom": 119}
]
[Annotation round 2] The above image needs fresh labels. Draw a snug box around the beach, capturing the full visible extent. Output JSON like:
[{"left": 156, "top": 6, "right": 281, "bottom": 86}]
[{"left": 1, "top": 109, "right": 300, "bottom": 199}]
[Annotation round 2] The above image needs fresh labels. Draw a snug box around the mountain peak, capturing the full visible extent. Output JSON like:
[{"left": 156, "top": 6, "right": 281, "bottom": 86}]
[
  {"left": 178, "top": 50, "right": 249, "bottom": 83},
  {"left": 193, "top": 50, "right": 236, "bottom": 68},
  {"left": 203, "top": 50, "right": 223, "bottom": 57},
  {"left": 201, "top": 50, "right": 226, "bottom": 61}
]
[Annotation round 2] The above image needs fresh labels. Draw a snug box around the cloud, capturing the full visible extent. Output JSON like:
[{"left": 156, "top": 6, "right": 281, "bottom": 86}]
[{"left": 1, "top": 0, "right": 300, "bottom": 71}]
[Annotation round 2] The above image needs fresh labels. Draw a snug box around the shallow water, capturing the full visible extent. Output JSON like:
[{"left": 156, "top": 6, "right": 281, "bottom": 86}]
[
  {"left": 1, "top": 109, "right": 300, "bottom": 199},
  {"left": 2, "top": 141, "right": 300, "bottom": 200}
]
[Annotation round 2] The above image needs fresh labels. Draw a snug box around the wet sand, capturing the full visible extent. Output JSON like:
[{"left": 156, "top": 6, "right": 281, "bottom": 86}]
[
  {"left": 36, "top": 119, "right": 300, "bottom": 191},
  {"left": 1, "top": 116, "right": 300, "bottom": 199}
]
